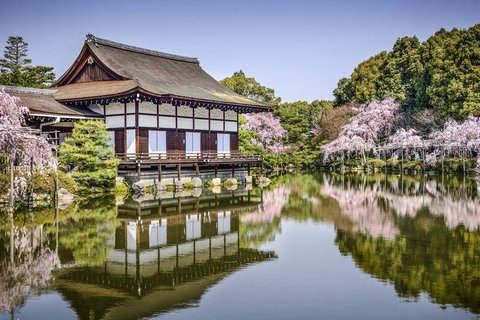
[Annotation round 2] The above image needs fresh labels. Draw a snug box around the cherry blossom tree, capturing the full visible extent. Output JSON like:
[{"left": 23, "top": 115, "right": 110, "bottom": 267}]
[
  {"left": 427, "top": 116, "right": 480, "bottom": 170},
  {"left": 242, "top": 112, "right": 288, "bottom": 154},
  {"left": 0, "top": 90, "right": 52, "bottom": 169},
  {"left": 385, "top": 128, "right": 423, "bottom": 160},
  {"left": 322, "top": 98, "right": 400, "bottom": 162}
]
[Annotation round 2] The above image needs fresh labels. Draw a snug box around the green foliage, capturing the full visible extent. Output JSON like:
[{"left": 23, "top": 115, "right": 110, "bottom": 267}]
[
  {"left": 113, "top": 182, "right": 130, "bottom": 198},
  {"left": 59, "top": 196, "right": 118, "bottom": 266},
  {"left": 336, "top": 211, "right": 480, "bottom": 313},
  {"left": 0, "top": 36, "right": 55, "bottom": 88},
  {"left": 182, "top": 182, "right": 194, "bottom": 190},
  {"left": 59, "top": 120, "right": 119, "bottom": 190},
  {"left": 31, "top": 170, "right": 78, "bottom": 194},
  {"left": 222, "top": 73, "right": 333, "bottom": 171},
  {"left": 333, "top": 24, "right": 480, "bottom": 119},
  {"left": 349, "top": 51, "right": 388, "bottom": 103},
  {"left": 365, "top": 158, "right": 386, "bottom": 170},
  {"left": 333, "top": 78, "right": 353, "bottom": 106},
  {"left": 238, "top": 115, "right": 264, "bottom": 154},
  {"left": 220, "top": 70, "right": 281, "bottom": 104},
  {"left": 402, "top": 160, "right": 423, "bottom": 172}
]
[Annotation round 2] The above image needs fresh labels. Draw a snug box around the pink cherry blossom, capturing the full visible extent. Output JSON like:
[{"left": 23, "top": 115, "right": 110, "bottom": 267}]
[{"left": 242, "top": 112, "right": 288, "bottom": 154}]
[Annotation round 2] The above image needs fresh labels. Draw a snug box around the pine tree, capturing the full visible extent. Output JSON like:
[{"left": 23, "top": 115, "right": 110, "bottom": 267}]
[
  {"left": 59, "top": 120, "right": 119, "bottom": 189},
  {"left": 0, "top": 36, "right": 55, "bottom": 88}
]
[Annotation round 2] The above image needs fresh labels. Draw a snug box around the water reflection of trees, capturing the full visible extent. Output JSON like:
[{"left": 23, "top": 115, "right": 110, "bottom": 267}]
[
  {"left": 240, "top": 174, "right": 480, "bottom": 313},
  {"left": 240, "top": 186, "right": 290, "bottom": 248},
  {"left": 58, "top": 195, "right": 118, "bottom": 266},
  {"left": 0, "top": 195, "right": 117, "bottom": 313},
  {"left": 321, "top": 174, "right": 480, "bottom": 314},
  {"left": 323, "top": 174, "right": 480, "bottom": 234},
  {"left": 0, "top": 218, "right": 59, "bottom": 313}
]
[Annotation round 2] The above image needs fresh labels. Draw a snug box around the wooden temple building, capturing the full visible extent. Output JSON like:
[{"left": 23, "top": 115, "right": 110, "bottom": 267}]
[{"left": 2, "top": 34, "right": 272, "bottom": 180}]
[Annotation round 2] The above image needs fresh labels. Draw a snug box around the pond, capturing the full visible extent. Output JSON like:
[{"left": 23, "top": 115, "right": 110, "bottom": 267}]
[{"left": 1, "top": 173, "right": 480, "bottom": 319}]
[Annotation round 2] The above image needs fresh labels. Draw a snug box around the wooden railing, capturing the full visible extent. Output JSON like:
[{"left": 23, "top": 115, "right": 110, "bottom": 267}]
[{"left": 114, "top": 151, "right": 263, "bottom": 163}]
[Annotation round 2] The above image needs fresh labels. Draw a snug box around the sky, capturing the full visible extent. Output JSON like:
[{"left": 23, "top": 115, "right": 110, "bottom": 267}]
[{"left": 0, "top": 0, "right": 479, "bottom": 102}]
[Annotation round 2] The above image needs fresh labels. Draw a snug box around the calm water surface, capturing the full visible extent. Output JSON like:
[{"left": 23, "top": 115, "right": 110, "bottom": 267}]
[{"left": 1, "top": 173, "right": 480, "bottom": 319}]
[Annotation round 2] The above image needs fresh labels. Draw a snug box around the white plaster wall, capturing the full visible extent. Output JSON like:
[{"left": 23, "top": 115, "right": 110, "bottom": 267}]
[
  {"left": 225, "top": 121, "right": 238, "bottom": 132},
  {"left": 178, "top": 105, "right": 193, "bottom": 117},
  {"left": 210, "top": 108, "right": 224, "bottom": 119},
  {"left": 141, "top": 101, "right": 157, "bottom": 114},
  {"left": 225, "top": 110, "right": 237, "bottom": 121},
  {"left": 139, "top": 115, "right": 157, "bottom": 127},
  {"left": 195, "top": 119, "right": 209, "bottom": 130},
  {"left": 159, "top": 103, "right": 176, "bottom": 115},
  {"left": 106, "top": 103, "right": 124, "bottom": 115},
  {"left": 106, "top": 115, "right": 124, "bottom": 128},
  {"left": 126, "top": 102, "right": 135, "bottom": 113},
  {"left": 178, "top": 117, "right": 193, "bottom": 129},
  {"left": 210, "top": 120, "right": 224, "bottom": 131},
  {"left": 159, "top": 116, "right": 176, "bottom": 128},
  {"left": 195, "top": 107, "right": 209, "bottom": 118},
  {"left": 126, "top": 114, "right": 136, "bottom": 127}
]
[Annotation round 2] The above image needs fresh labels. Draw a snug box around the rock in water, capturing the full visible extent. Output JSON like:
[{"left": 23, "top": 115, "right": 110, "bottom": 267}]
[
  {"left": 258, "top": 176, "right": 271, "bottom": 188},
  {"left": 191, "top": 177, "right": 203, "bottom": 188},
  {"left": 58, "top": 188, "right": 74, "bottom": 208},
  {"left": 211, "top": 178, "right": 221, "bottom": 186}
]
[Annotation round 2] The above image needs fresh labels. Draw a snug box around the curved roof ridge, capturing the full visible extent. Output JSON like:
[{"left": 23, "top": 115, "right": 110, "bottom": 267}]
[
  {"left": 86, "top": 33, "right": 199, "bottom": 64},
  {"left": 1, "top": 85, "right": 57, "bottom": 95}
]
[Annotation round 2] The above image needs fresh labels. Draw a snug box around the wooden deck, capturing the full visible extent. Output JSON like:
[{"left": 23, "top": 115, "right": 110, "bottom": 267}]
[{"left": 115, "top": 152, "right": 263, "bottom": 166}]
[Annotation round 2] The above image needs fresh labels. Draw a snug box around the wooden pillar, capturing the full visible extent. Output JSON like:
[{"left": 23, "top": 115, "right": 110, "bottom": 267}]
[
  {"left": 137, "top": 162, "right": 141, "bottom": 181},
  {"left": 195, "top": 163, "right": 200, "bottom": 177},
  {"left": 231, "top": 165, "right": 235, "bottom": 178},
  {"left": 214, "top": 165, "right": 218, "bottom": 178},
  {"left": 158, "top": 165, "right": 162, "bottom": 182},
  {"left": 223, "top": 234, "right": 227, "bottom": 257},
  {"left": 209, "top": 236, "right": 212, "bottom": 260},
  {"left": 247, "top": 163, "right": 251, "bottom": 175},
  {"left": 177, "top": 163, "right": 181, "bottom": 180},
  {"left": 135, "top": 96, "right": 140, "bottom": 155}
]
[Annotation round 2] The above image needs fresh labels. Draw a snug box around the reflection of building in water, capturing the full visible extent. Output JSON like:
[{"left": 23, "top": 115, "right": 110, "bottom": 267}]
[{"left": 56, "top": 189, "right": 276, "bottom": 320}]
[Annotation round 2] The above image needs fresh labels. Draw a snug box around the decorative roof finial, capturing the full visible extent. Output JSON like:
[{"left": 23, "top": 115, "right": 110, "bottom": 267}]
[{"left": 86, "top": 33, "right": 95, "bottom": 43}]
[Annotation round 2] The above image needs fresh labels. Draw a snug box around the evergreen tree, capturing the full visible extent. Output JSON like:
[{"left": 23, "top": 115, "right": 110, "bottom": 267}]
[
  {"left": 221, "top": 70, "right": 281, "bottom": 104},
  {"left": 0, "top": 36, "right": 55, "bottom": 88},
  {"left": 59, "top": 120, "right": 119, "bottom": 189},
  {"left": 332, "top": 24, "right": 480, "bottom": 119}
]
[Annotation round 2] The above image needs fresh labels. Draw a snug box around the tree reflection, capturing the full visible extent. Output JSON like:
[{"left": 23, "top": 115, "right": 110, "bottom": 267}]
[
  {"left": 0, "top": 216, "right": 59, "bottom": 313},
  {"left": 58, "top": 195, "right": 118, "bottom": 266},
  {"left": 240, "top": 186, "right": 290, "bottom": 248}
]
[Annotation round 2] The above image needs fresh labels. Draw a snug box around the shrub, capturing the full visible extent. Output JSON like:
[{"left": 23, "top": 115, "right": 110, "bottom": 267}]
[{"left": 59, "top": 120, "right": 119, "bottom": 190}]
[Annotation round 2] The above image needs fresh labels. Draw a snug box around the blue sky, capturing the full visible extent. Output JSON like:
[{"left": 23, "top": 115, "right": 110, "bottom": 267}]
[{"left": 0, "top": 0, "right": 478, "bottom": 102}]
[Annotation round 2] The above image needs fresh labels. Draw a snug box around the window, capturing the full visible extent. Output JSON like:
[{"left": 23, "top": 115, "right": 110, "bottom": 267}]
[
  {"left": 217, "top": 133, "right": 230, "bottom": 156},
  {"left": 186, "top": 214, "right": 201, "bottom": 240},
  {"left": 126, "top": 129, "right": 136, "bottom": 158},
  {"left": 148, "top": 130, "right": 166, "bottom": 158},
  {"left": 217, "top": 211, "right": 231, "bottom": 234},
  {"left": 185, "top": 132, "right": 200, "bottom": 157},
  {"left": 149, "top": 219, "right": 167, "bottom": 248}
]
